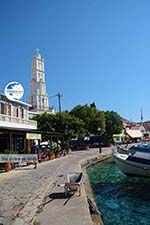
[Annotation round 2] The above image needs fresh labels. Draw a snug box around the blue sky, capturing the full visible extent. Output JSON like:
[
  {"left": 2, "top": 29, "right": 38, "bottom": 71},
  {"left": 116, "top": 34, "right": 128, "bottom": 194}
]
[{"left": 0, "top": 0, "right": 150, "bottom": 121}]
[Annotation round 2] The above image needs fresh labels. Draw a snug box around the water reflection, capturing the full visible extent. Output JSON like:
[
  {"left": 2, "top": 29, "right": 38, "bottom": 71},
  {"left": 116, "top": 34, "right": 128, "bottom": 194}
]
[{"left": 87, "top": 158, "right": 150, "bottom": 225}]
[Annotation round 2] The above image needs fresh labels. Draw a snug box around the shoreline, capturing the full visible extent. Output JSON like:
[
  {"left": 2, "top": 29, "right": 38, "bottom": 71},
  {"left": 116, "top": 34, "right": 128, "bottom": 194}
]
[
  {"left": 0, "top": 148, "right": 112, "bottom": 225},
  {"left": 81, "top": 153, "right": 112, "bottom": 225}
]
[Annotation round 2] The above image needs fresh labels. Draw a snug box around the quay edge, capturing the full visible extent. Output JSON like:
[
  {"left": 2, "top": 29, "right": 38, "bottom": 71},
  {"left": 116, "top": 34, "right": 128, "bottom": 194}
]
[{"left": 80, "top": 153, "right": 112, "bottom": 225}]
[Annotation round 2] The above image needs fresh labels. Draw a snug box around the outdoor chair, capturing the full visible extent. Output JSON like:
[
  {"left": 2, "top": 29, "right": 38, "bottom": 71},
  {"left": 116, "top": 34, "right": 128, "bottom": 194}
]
[
  {"left": 64, "top": 172, "right": 83, "bottom": 196},
  {"left": 58, "top": 172, "right": 83, "bottom": 196}
]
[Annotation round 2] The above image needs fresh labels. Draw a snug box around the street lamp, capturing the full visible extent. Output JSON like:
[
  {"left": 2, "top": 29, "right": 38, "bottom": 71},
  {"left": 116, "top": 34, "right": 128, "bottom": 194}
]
[{"left": 97, "top": 127, "right": 102, "bottom": 153}]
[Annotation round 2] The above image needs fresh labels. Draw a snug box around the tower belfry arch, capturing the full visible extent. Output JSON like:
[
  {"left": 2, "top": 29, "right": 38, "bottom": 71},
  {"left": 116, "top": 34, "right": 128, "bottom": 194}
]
[{"left": 29, "top": 50, "right": 49, "bottom": 113}]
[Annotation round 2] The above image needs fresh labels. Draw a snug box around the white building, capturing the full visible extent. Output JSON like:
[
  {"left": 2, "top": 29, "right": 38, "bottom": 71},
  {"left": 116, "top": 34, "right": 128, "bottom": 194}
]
[
  {"left": 29, "top": 50, "right": 50, "bottom": 114},
  {"left": 0, "top": 92, "right": 61, "bottom": 154},
  {"left": 0, "top": 93, "right": 38, "bottom": 153},
  {"left": 0, "top": 94, "right": 37, "bottom": 130}
]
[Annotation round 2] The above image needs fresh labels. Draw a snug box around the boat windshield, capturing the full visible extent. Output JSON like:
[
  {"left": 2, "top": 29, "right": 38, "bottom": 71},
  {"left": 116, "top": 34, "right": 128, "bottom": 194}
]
[{"left": 129, "top": 144, "right": 150, "bottom": 153}]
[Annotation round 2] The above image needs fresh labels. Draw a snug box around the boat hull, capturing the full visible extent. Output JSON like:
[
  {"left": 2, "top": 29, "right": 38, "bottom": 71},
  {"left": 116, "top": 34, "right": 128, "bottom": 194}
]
[{"left": 114, "top": 154, "right": 150, "bottom": 177}]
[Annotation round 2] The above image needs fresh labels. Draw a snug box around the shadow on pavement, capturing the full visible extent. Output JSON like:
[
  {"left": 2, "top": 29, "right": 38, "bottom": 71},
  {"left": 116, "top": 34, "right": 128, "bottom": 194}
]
[
  {"left": 49, "top": 192, "right": 68, "bottom": 199},
  {"left": 43, "top": 192, "right": 74, "bottom": 206}
]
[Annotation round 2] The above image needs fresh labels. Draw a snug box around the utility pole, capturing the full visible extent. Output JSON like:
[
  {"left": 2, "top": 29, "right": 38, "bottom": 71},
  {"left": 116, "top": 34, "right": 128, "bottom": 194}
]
[
  {"left": 58, "top": 93, "right": 62, "bottom": 113},
  {"left": 50, "top": 93, "right": 63, "bottom": 113}
]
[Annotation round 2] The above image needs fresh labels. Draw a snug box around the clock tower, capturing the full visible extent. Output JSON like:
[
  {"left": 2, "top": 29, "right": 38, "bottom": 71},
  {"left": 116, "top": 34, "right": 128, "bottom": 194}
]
[{"left": 29, "top": 49, "right": 49, "bottom": 112}]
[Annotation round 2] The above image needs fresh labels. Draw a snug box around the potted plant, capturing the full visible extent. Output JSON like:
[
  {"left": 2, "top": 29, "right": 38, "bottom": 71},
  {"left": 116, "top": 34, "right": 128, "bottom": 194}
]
[
  {"left": 48, "top": 143, "right": 56, "bottom": 160},
  {"left": 3, "top": 162, "right": 12, "bottom": 172},
  {"left": 53, "top": 146, "right": 59, "bottom": 158},
  {"left": 3, "top": 149, "right": 16, "bottom": 172},
  {"left": 61, "top": 141, "right": 70, "bottom": 156}
]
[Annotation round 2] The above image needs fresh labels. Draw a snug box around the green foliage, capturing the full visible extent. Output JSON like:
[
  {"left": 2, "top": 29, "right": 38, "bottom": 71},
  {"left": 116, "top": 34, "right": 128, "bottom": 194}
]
[
  {"left": 90, "top": 102, "right": 96, "bottom": 108},
  {"left": 33, "top": 105, "right": 123, "bottom": 145},
  {"left": 33, "top": 112, "right": 85, "bottom": 138},
  {"left": 54, "top": 112, "right": 86, "bottom": 137},
  {"left": 104, "top": 111, "right": 124, "bottom": 144},
  {"left": 49, "top": 142, "right": 59, "bottom": 153},
  {"left": 32, "top": 113, "right": 55, "bottom": 132},
  {"left": 70, "top": 104, "right": 105, "bottom": 134}
]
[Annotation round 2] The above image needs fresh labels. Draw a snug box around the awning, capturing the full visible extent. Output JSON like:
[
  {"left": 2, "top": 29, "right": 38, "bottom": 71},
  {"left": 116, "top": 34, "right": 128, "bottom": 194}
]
[
  {"left": 113, "top": 134, "right": 126, "bottom": 138},
  {"left": 126, "top": 129, "right": 142, "bottom": 138}
]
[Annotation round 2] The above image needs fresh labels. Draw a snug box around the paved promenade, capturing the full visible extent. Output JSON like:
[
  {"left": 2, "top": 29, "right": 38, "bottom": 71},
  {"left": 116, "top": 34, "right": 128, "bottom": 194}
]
[{"left": 0, "top": 147, "right": 112, "bottom": 225}]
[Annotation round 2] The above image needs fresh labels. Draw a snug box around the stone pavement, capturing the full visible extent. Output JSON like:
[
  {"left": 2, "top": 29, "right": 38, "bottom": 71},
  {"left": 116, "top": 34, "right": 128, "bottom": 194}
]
[{"left": 0, "top": 147, "right": 112, "bottom": 225}]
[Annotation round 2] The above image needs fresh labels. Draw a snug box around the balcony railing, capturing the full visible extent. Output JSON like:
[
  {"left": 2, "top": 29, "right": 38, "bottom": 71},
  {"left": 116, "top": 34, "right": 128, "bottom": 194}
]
[{"left": 0, "top": 113, "right": 37, "bottom": 128}]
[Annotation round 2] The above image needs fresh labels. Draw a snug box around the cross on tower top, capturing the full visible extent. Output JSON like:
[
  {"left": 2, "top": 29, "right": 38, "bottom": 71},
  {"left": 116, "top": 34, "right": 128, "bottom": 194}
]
[{"left": 35, "top": 48, "right": 41, "bottom": 59}]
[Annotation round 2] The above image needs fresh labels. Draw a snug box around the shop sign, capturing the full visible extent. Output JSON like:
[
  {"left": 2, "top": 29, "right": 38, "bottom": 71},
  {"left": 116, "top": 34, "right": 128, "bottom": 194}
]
[
  {"left": 4, "top": 81, "right": 24, "bottom": 101},
  {"left": 0, "top": 154, "right": 38, "bottom": 163},
  {"left": 26, "top": 133, "right": 41, "bottom": 140}
]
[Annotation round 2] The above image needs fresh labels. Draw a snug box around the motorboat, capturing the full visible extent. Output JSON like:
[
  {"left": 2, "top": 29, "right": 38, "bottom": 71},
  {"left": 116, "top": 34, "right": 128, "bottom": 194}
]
[
  {"left": 114, "top": 144, "right": 150, "bottom": 177},
  {"left": 118, "top": 143, "right": 150, "bottom": 153}
]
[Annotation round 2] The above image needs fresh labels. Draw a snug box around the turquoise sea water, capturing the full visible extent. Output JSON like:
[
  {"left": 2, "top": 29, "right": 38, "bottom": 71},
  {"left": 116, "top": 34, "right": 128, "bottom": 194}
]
[{"left": 87, "top": 158, "right": 150, "bottom": 225}]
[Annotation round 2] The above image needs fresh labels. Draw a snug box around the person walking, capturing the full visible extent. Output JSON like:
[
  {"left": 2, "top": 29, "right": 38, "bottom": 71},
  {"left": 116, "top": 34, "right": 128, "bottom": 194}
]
[
  {"left": 31, "top": 142, "right": 39, "bottom": 169},
  {"left": 99, "top": 141, "right": 102, "bottom": 153}
]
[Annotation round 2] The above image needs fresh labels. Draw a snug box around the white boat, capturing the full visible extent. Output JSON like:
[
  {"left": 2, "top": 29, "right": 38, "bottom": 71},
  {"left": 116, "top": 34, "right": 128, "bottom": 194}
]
[
  {"left": 114, "top": 147, "right": 150, "bottom": 177},
  {"left": 113, "top": 143, "right": 150, "bottom": 156}
]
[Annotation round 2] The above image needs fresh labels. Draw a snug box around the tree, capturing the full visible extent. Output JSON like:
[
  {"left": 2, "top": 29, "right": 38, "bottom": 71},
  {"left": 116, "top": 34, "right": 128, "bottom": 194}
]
[
  {"left": 33, "top": 113, "right": 55, "bottom": 132},
  {"left": 104, "top": 111, "right": 123, "bottom": 144},
  {"left": 53, "top": 112, "right": 86, "bottom": 137},
  {"left": 33, "top": 106, "right": 123, "bottom": 146},
  {"left": 70, "top": 104, "right": 105, "bottom": 135},
  {"left": 90, "top": 102, "right": 96, "bottom": 108},
  {"left": 33, "top": 112, "right": 85, "bottom": 138}
]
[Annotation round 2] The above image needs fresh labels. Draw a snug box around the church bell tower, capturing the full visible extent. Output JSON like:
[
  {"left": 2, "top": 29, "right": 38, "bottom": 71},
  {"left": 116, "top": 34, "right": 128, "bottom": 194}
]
[{"left": 29, "top": 49, "right": 49, "bottom": 112}]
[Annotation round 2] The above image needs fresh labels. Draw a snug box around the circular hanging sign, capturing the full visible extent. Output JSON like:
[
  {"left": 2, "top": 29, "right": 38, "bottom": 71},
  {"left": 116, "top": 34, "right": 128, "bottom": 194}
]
[{"left": 4, "top": 81, "right": 24, "bottom": 101}]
